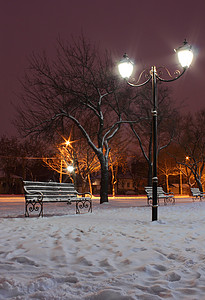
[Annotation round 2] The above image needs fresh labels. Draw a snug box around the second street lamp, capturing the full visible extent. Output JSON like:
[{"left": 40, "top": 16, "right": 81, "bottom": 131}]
[{"left": 118, "top": 40, "right": 193, "bottom": 221}]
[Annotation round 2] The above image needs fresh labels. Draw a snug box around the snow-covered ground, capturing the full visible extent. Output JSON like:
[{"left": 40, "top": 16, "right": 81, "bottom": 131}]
[{"left": 0, "top": 197, "right": 205, "bottom": 299}]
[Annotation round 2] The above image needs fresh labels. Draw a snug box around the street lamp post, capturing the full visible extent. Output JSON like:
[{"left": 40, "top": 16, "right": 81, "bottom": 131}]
[{"left": 118, "top": 40, "right": 193, "bottom": 221}]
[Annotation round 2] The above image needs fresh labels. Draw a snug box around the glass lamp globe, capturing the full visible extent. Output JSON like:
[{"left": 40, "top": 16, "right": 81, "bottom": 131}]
[
  {"left": 67, "top": 165, "right": 74, "bottom": 173},
  {"left": 175, "top": 40, "right": 193, "bottom": 68},
  {"left": 118, "top": 54, "right": 134, "bottom": 78}
]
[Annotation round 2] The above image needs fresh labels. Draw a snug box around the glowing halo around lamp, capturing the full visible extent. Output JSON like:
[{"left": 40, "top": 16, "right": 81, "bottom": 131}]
[
  {"left": 175, "top": 40, "right": 193, "bottom": 68},
  {"left": 118, "top": 53, "right": 134, "bottom": 78}
]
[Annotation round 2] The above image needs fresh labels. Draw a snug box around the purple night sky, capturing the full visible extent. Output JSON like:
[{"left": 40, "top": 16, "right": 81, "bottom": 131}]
[{"left": 0, "top": 0, "right": 205, "bottom": 136}]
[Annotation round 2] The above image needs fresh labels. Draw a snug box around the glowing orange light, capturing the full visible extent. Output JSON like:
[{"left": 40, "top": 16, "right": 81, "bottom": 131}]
[
  {"left": 65, "top": 140, "right": 70, "bottom": 147},
  {"left": 60, "top": 136, "right": 73, "bottom": 148}
]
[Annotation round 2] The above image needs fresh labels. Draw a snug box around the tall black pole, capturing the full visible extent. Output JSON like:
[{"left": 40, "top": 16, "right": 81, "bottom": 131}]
[{"left": 151, "top": 66, "right": 158, "bottom": 221}]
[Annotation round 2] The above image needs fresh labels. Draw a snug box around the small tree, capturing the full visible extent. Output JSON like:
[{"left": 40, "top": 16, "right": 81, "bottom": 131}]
[
  {"left": 176, "top": 110, "right": 205, "bottom": 192},
  {"left": 44, "top": 136, "right": 100, "bottom": 194},
  {"left": 158, "top": 161, "right": 176, "bottom": 192},
  {"left": 108, "top": 134, "right": 128, "bottom": 197},
  {"left": 124, "top": 83, "right": 179, "bottom": 186}
]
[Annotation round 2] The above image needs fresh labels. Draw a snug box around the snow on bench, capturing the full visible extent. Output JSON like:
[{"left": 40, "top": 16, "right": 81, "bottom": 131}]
[
  {"left": 190, "top": 187, "right": 205, "bottom": 201},
  {"left": 23, "top": 181, "right": 92, "bottom": 217},
  {"left": 145, "top": 186, "right": 175, "bottom": 206}
]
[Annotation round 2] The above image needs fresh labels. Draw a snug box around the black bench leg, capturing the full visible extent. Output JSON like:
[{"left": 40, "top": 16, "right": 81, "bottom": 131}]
[
  {"left": 76, "top": 202, "right": 80, "bottom": 214},
  {"left": 89, "top": 200, "right": 92, "bottom": 213},
  {"left": 25, "top": 201, "right": 29, "bottom": 217},
  {"left": 75, "top": 200, "right": 92, "bottom": 214},
  {"left": 25, "top": 200, "right": 43, "bottom": 217}
]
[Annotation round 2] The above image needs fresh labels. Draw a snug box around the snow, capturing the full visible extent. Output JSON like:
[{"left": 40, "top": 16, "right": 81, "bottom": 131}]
[{"left": 0, "top": 197, "right": 205, "bottom": 299}]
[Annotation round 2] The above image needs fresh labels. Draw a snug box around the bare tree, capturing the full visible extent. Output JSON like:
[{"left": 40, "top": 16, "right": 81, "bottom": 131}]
[
  {"left": 124, "top": 83, "right": 179, "bottom": 186},
  {"left": 158, "top": 159, "right": 177, "bottom": 192},
  {"left": 0, "top": 136, "right": 53, "bottom": 193},
  {"left": 16, "top": 35, "right": 129, "bottom": 203},
  {"left": 128, "top": 155, "right": 148, "bottom": 194},
  {"left": 108, "top": 133, "right": 128, "bottom": 197},
  {"left": 44, "top": 136, "right": 100, "bottom": 194},
  {"left": 175, "top": 110, "right": 205, "bottom": 192}
]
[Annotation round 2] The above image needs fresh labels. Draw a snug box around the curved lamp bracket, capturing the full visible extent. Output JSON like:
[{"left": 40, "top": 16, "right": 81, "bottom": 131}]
[
  {"left": 126, "top": 69, "right": 152, "bottom": 87},
  {"left": 126, "top": 66, "right": 187, "bottom": 86},
  {"left": 155, "top": 66, "right": 187, "bottom": 82}
]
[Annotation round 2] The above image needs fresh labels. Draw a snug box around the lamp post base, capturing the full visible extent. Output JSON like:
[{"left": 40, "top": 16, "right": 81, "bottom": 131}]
[{"left": 152, "top": 204, "right": 158, "bottom": 221}]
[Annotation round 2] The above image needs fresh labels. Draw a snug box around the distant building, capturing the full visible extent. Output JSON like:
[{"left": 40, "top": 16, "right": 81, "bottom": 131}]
[
  {"left": 0, "top": 169, "right": 22, "bottom": 194},
  {"left": 117, "top": 172, "right": 135, "bottom": 195},
  {"left": 169, "top": 184, "right": 190, "bottom": 195},
  {"left": 91, "top": 172, "right": 136, "bottom": 195},
  {"left": 91, "top": 178, "right": 101, "bottom": 194}
]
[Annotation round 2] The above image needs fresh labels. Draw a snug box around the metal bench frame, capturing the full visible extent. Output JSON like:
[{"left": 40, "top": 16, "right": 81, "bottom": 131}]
[
  {"left": 145, "top": 186, "right": 175, "bottom": 206},
  {"left": 23, "top": 181, "right": 92, "bottom": 217},
  {"left": 190, "top": 187, "right": 205, "bottom": 201}
]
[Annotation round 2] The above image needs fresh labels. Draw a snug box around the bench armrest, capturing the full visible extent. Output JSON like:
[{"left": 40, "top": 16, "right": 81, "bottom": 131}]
[
  {"left": 24, "top": 188, "right": 43, "bottom": 201},
  {"left": 77, "top": 192, "right": 92, "bottom": 198},
  {"left": 164, "top": 191, "right": 174, "bottom": 196}
]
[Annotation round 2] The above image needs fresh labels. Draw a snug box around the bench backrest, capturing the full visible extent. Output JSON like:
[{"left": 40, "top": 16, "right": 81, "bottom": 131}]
[
  {"left": 191, "top": 188, "right": 200, "bottom": 196},
  {"left": 145, "top": 186, "right": 164, "bottom": 192},
  {"left": 23, "top": 181, "right": 77, "bottom": 202},
  {"left": 145, "top": 186, "right": 167, "bottom": 197}
]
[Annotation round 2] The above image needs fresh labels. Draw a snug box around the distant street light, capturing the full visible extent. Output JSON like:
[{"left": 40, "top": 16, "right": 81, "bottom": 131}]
[
  {"left": 59, "top": 138, "right": 73, "bottom": 183},
  {"left": 67, "top": 165, "right": 74, "bottom": 173},
  {"left": 118, "top": 40, "right": 193, "bottom": 221},
  {"left": 65, "top": 140, "right": 71, "bottom": 147}
]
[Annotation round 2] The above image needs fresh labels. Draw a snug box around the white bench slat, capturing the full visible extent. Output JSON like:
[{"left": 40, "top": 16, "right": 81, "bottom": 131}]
[
  {"left": 145, "top": 186, "right": 175, "bottom": 206},
  {"left": 23, "top": 181, "right": 92, "bottom": 216},
  {"left": 190, "top": 188, "right": 205, "bottom": 201}
]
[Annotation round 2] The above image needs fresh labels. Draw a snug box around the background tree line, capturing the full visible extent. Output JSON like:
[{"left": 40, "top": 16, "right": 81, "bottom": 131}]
[
  {"left": 0, "top": 108, "right": 205, "bottom": 194},
  {"left": 0, "top": 35, "right": 203, "bottom": 198}
]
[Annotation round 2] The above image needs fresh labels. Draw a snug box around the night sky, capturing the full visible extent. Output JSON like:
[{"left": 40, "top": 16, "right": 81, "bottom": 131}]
[{"left": 0, "top": 0, "right": 205, "bottom": 136}]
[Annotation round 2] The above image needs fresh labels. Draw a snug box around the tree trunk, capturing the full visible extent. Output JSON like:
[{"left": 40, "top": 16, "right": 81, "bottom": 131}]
[
  {"left": 110, "top": 164, "right": 116, "bottom": 197},
  {"left": 166, "top": 174, "right": 169, "bottom": 192},
  {"left": 100, "top": 157, "right": 109, "bottom": 204},
  {"left": 81, "top": 179, "right": 87, "bottom": 193},
  {"left": 88, "top": 174, "right": 93, "bottom": 195},
  {"left": 196, "top": 178, "right": 203, "bottom": 192},
  {"left": 179, "top": 172, "right": 182, "bottom": 195}
]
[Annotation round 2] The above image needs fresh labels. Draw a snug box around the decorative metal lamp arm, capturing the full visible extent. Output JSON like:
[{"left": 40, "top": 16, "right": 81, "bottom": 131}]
[
  {"left": 156, "top": 66, "right": 187, "bottom": 83},
  {"left": 118, "top": 40, "right": 194, "bottom": 222}
]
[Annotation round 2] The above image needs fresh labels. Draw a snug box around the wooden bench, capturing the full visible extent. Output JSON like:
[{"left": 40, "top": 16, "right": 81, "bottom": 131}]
[
  {"left": 23, "top": 181, "right": 92, "bottom": 217},
  {"left": 145, "top": 186, "right": 175, "bottom": 206},
  {"left": 190, "top": 187, "right": 205, "bottom": 201}
]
